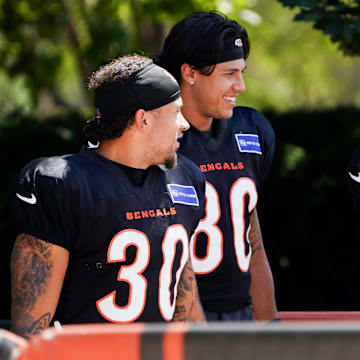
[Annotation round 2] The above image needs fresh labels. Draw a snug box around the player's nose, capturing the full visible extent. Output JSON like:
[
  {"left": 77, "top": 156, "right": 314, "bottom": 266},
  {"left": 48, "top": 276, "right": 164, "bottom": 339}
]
[
  {"left": 233, "top": 75, "right": 246, "bottom": 93},
  {"left": 179, "top": 112, "right": 190, "bottom": 132}
]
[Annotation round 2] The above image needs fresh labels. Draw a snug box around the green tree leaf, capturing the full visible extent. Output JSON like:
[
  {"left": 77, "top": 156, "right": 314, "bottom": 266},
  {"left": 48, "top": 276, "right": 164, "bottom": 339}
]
[{"left": 278, "top": 0, "right": 360, "bottom": 56}]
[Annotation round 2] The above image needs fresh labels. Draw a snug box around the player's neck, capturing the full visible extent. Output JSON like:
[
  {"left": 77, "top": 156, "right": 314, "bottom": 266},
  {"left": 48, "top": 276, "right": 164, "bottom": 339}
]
[
  {"left": 96, "top": 138, "right": 150, "bottom": 170},
  {"left": 181, "top": 105, "right": 213, "bottom": 131},
  {"left": 180, "top": 84, "right": 213, "bottom": 131}
]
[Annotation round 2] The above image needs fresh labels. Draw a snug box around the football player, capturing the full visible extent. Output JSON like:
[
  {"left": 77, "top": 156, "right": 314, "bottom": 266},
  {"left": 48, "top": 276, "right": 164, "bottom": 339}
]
[
  {"left": 10, "top": 54, "right": 206, "bottom": 338},
  {"left": 154, "top": 11, "right": 279, "bottom": 321}
]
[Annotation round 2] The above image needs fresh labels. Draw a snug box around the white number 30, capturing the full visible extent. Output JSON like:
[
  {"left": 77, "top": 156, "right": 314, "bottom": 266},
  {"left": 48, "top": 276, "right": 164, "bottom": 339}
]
[{"left": 96, "top": 224, "right": 189, "bottom": 323}]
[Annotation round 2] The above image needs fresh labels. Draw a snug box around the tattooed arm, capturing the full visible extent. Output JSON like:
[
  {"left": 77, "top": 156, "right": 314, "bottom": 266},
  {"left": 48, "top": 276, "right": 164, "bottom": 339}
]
[
  {"left": 249, "top": 208, "right": 278, "bottom": 321},
  {"left": 10, "top": 233, "right": 69, "bottom": 338},
  {"left": 173, "top": 254, "right": 205, "bottom": 323}
]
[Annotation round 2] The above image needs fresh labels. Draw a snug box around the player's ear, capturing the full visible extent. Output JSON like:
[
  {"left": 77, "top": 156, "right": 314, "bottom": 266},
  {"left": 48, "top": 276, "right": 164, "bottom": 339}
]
[
  {"left": 133, "top": 109, "right": 149, "bottom": 132},
  {"left": 181, "top": 63, "right": 195, "bottom": 86}
]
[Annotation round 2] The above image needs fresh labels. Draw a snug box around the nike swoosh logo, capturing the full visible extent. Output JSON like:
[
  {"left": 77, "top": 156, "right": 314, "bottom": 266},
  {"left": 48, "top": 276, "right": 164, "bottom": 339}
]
[
  {"left": 16, "top": 193, "right": 37, "bottom": 204},
  {"left": 87, "top": 141, "right": 100, "bottom": 149},
  {"left": 349, "top": 171, "right": 360, "bottom": 183}
]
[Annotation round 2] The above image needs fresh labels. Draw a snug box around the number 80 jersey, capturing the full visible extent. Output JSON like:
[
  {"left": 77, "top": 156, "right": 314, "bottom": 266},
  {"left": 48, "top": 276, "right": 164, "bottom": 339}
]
[{"left": 178, "top": 106, "right": 275, "bottom": 312}]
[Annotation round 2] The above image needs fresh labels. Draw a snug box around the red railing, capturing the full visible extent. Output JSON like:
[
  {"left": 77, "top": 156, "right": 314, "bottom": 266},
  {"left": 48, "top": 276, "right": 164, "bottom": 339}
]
[
  {"left": 278, "top": 311, "right": 360, "bottom": 322},
  {"left": 3, "top": 313, "right": 360, "bottom": 360}
]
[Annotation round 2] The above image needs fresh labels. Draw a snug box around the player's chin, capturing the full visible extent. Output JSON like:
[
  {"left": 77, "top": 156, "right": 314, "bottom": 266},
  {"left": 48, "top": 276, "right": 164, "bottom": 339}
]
[
  {"left": 218, "top": 104, "right": 235, "bottom": 119},
  {"left": 222, "top": 108, "right": 234, "bottom": 119}
]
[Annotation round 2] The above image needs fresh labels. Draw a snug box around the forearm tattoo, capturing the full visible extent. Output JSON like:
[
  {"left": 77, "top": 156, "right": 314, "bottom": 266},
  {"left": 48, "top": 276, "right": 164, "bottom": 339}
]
[
  {"left": 174, "top": 261, "right": 193, "bottom": 321},
  {"left": 173, "top": 260, "right": 203, "bottom": 322},
  {"left": 11, "top": 233, "right": 53, "bottom": 338},
  {"left": 14, "top": 313, "right": 51, "bottom": 339},
  {"left": 249, "top": 211, "right": 264, "bottom": 255},
  {"left": 173, "top": 305, "right": 187, "bottom": 321}
]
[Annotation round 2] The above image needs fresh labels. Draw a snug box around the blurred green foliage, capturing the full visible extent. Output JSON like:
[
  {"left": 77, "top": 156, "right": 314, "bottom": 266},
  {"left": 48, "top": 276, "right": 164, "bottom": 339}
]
[
  {"left": 239, "top": 0, "right": 360, "bottom": 111},
  {"left": 278, "top": 0, "right": 360, "bottom": 56},
  {"left": 1, "top": 0, "right": 360, "bottom": 119}
]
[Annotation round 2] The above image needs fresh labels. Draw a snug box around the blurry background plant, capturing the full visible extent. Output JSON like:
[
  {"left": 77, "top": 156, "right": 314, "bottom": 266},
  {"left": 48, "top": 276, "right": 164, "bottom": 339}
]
[
  {"left": 279, "top": 0, "right": 360, "bottom": 56},
  {"left": 1, "top": 0, "right": 360, "bottom": 319},
  {"left": 1, "top": 0, "right": 360, "bottom": 118}
]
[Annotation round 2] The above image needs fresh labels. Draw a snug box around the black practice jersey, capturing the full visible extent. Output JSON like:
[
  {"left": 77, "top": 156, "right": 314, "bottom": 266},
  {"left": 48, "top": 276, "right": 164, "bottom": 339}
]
[
  {"left": 347, "top": 145, "right": 360, "bottom": 213},
  {"left": 11, "top": 148, "right": 205, "bottom": 323},
  {"left": 178, "top": 106, "right": 275, "bottom": 312}
]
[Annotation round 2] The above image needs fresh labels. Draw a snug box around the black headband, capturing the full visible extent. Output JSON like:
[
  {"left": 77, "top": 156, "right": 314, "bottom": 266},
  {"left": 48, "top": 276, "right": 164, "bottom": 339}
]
[
  {"left": 196, "top": 37, "right": 245, "bottom": 67},
  {"left": 216, "top": 37, "right": 245, "bottom": 64},
  {"left": 95, "top": 62, "right": 180, "bottom": 117}
]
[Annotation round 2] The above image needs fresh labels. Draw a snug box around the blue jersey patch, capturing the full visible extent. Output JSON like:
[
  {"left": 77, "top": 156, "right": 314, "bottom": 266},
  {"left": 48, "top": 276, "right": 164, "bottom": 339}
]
[
  {"left": 167, "top": 184, "right": 199, "bottom": 206},
  {"left": 235, "top": 134, "right": 262, "bottom": 155}
]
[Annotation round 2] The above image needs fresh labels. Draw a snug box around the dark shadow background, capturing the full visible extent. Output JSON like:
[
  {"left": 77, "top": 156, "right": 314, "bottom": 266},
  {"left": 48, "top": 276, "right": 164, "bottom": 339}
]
[{"left": 259, "top": 107, "right": 360, "bottom": 311}]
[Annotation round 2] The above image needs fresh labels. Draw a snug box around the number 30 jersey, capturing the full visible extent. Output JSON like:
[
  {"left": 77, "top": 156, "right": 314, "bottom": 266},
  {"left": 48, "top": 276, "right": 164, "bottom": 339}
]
[
  {"left": 11, "top": 148, "right": 205, "bottom": 323},
  {"left": 178, "top": 106, "right": 275, "bottom": 312}
]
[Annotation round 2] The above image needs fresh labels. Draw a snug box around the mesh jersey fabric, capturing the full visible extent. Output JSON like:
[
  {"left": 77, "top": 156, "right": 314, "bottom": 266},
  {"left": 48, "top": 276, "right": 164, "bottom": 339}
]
[{"left": 10, "top": 148, "right": 206, "bottom": 323}]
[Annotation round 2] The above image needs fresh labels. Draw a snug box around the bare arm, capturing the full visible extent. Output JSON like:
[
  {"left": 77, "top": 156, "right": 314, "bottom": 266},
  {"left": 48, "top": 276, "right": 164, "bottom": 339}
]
[
  {"left": 248, "top": 208, "right": 278, "bottom": 321},
  {"left": 173, "top": 254, "right": 205, "bottom": 323},
  {"left": 10, "top": 233, "right": 69, "bottom": 338}
]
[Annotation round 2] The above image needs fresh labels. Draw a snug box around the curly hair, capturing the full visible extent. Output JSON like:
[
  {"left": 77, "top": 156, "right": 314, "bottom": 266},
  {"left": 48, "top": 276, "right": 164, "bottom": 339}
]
[
  {"left": 84, "top": 54, "right": 152, "bottom": 141},
  {"left": 153, "top": 11, "right": 250, "bottom": 83}
]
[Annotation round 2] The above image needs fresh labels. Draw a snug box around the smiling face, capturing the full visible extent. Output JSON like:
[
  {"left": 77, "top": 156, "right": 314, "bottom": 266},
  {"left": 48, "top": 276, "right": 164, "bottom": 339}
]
[
  {"left": 190, "top": 58, "right": 246, "bottom": 122},
  {"left": 148, "top": 97, "right": 189, "bottom": 169}
]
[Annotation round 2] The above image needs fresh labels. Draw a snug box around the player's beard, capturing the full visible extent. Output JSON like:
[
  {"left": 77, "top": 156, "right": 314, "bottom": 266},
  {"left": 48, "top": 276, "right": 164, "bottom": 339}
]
[{"left": 164, "top": 152, "right": 177, "bottom": 169}]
